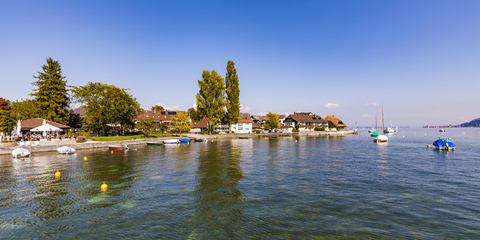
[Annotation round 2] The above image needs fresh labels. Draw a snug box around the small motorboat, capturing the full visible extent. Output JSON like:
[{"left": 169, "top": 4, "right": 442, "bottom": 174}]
[
  {"left": 108, "top": 145, "right": 129, "bottom": 150},
  {"left": 373, "top": 135, "right": 388, "bottom": 143},
  {"left": 433, "top": 137, "right": 455, "bottom": 151},
  {"left": 146, "top": 142, "right": 163, "bottom": 146},
  {"left": 179, "top": 139, "right": 191, "bottom": 144},
  {"left": 439, "top": 129, "right": 446, "bottom": 132},
  {"left": 384, "top": 127, "right": 395, "bottom": 133},
  {"left": 368, "top": 129, "right": 375, "bottom": 133},
  {"left": 57, "top": 146, "right": 76, "bottom": 154},
  {"left": 163, "top": 139, "right": 179, "bottom": 144},
  {"left": 12, "top": 148, "right": 30, "bottom": 158},
  {"left": 194, "top": 138, "right": 207, "bottom": 142}
]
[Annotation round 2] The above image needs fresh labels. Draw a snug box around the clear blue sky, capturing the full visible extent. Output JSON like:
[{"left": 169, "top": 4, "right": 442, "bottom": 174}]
[{"left": 1, "top": 0, "right": 479, "bottom": 126}]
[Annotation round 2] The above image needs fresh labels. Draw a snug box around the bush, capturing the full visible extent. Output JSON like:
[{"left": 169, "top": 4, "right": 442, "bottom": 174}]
[
  {"left": 314, "top": 127, "right": 325, "bottom": 131},
  {"left": 255, "top": 130, "right": 260, "bottom": 134},
  {"left": 76, "top": 136, "right": 86, "bottom": 143},
  {"left": 292, "top": 129, "right": 299, "bottom": 132},
  {"left": 201, "top": 129, "right": 205, "bottom": 135}
]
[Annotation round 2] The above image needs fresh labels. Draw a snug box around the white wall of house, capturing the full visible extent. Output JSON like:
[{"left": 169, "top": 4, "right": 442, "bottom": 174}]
[{"left": 231, "top": 122, "right": 252, "bottom": 134}]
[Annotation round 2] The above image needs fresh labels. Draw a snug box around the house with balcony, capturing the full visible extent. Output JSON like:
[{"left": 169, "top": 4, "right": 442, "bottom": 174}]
[{"left": 283, "top": 112, "right": 328, "bottom": 132}]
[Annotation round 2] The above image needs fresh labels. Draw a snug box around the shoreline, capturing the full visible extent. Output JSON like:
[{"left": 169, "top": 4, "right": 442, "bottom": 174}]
[{"left": 0, "top": 130, "right": 354, "bottom": 156}]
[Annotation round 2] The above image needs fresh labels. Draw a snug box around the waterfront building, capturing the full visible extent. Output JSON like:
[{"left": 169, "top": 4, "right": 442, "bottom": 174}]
[
  {"left": 283, "top": 112, "right": 328, "bottom": 131},
  {"left": 231, "top": 113, "right": 253, "bottom": 134},
  {"left": 324, "top": 115, "right": 347, "bottom": 129}
]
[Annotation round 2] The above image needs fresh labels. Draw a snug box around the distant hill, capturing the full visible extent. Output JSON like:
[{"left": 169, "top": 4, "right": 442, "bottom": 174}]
[{"left": 460, "top": 117, "right": 480, "bottom": 127}]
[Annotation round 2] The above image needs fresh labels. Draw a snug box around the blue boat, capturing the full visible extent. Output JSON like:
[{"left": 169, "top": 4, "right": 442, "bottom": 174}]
[
  {"left": 179, "top": 139, "right": 191, "bottom": 144},
  {"left": 432, "top": 137, "right": 456, "bottom": 151}
]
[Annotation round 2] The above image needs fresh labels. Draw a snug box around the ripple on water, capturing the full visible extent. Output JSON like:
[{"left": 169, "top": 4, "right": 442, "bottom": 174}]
[{"left": 87, "top": 193, "right": 111, "bottom": 203}]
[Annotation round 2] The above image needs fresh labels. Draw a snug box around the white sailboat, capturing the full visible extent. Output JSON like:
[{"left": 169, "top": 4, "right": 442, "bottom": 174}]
[{"left": 374, "top": 107, "right": 388, "bottom": 143}]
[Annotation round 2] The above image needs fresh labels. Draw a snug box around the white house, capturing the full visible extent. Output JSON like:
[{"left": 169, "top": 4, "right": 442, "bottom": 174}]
[{"left": 231, "top": 113, "right": 253, "bottom": 134}]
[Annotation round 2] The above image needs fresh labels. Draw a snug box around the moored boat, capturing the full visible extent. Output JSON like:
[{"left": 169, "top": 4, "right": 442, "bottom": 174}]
[
  {"left": 12, "top": 148, "right": 30, "bottom": 158},
  {"left": 108, "top": 145, "right": 129, "bottom": 150},
  {"left": 57, "top": 146, "right": 76, "bottom": 154},
  {"left": 433, "top": 137, "right": 455, "bottom": 151},
  {"left": 439, "top": 129, "right": 446, "bottom": 132},
  {"left": 239, "top": 137, "right": 249, "bottom": 139},
  {"left": 146, "top": 142, "right": 163, "bottom": 146},
  {"left": 370, "top": 131, "right": 379, "bottom": 137},
  {"left": 194, "top": 138, "right": 207, "bottom": 142},
  {"left": 163, "top": 139, "right": 179, "bottom": 144},
  {"left": 179, "top": 139, "right": 191, "bottom": 143},
  {"left": 373, "top": 135, "right": 388, "bottom": 143}
]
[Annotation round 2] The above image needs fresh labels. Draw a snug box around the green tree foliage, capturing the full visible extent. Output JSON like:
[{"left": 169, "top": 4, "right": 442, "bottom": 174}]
[
  {"left": 136, "top": 118, "right": 155, "bottom": 137},
  {"left": 0, "top": 98, "right": 15, "bottom": 133},
  {"left": 264, "top": 112, "right": 280, "bottom": 131},
  {"left": 151, "top": 105, "right": 164, "bottom": 111},
  {"left": 31, "top": 58, "right": 70, "bottom": 125},
  {"left": 188, "top": 107, "right": 202, "bottom": 122},
  {"left": 72, "top": 82, "right": 141, "bottom": 136},
  {"left": 225, "top": 60, "right": 241, "bottom": 133},
  {"left": 10, "top": 99, "right": 40, "bottom": 121},
  {"left": 170, "top": 111, "right": 191, "bottom": 134},
  {"left": 156, "top": 122, "right": 167, "bottom": 134},
  {"left": 195, "top": 70, "right": 226, "bottom": 134}
]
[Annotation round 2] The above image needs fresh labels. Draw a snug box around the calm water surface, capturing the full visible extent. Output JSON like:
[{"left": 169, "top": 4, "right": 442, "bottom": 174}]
[{"left": 1, "top": 128, "right": 480, "bottom": 239}]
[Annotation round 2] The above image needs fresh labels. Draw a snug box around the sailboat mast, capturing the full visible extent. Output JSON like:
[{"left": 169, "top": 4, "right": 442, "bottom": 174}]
[
  {"left": 382, "top": 107, "right": 385, "bottom": 134},
  {"left": 375, "top": 114, "right": 377, "bottom": 131}
]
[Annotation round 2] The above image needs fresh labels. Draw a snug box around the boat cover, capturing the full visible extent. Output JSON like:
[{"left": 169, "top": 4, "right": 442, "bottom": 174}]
[{"left": 433, "top": 138, "right": 456, "bottom": 148}]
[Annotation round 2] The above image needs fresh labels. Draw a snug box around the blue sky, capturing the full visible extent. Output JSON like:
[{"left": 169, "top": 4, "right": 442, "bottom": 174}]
[{"left": 1, "top": 0, "right": 479, "bottom": 126}]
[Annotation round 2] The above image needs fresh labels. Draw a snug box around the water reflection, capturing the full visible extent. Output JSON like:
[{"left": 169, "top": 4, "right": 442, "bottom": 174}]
[{"left": 192, "top": 141, "right": 244, "bottom": 238}]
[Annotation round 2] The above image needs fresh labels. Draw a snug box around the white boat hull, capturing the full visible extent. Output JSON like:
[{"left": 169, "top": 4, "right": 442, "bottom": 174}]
[
  {"left": 374, "top": 135, "right": 388, "bottom": 143},
  {"left": 163, "top": 139, "right": 179, "bottom": 144},
  {"left": 57, "top": 146, "right": 76, "bottom": 154},
  {"left": 12, "top": 148, "right": 30, "bottom": 158}
]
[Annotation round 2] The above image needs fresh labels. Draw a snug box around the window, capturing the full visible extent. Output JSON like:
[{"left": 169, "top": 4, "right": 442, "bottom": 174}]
[
  {"left": 146, "top": 115, "right": 149, "bottom": 118},
  {"left": 164, "top": 116, "right": 166, "bottom": 118},
  {"left": 239, "top": 127, "right": 243, "bottom": 130},
  {"left": 246, "top": 128, "right": 249, "bottom": 130},
  {"left": 238, "top": 123, "right": 243, "bottom": 126}
]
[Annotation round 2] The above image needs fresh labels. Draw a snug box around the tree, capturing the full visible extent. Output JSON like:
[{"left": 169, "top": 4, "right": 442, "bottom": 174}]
[
  {"left": 10, "top": 99, "right": 40, "bottom": 121},
  {"left": 0, "top": 98, "right": 11, "bottom": 110},
  {"left": 72, "top": 82, "right": 141, "bottom": 136},
  {"left": 0, "top": 98, "right": 15, "bottom": 134},
  {"left": 170, "top": 111, "right": 191, "bottom": 134},
  {"left": 151, "top": 105, "right": 164, "bottom": 111},
  {"left": 225, "top": 60, "right": 241, "bottom": 134},
  {"left": 136, "top": 119, "right": 155, "bottom": 137},
  {"left": 195, "top": 70, "right": 226, "bottom": 134},
  {"left": 188, "top": 107, "right": 202, "bottom": 122},
  {"left": 31, "top": 58, "right": 70, "bottom": 125},
  {"left": 264, "top": 112, "right": 280, "bottom": 131}
]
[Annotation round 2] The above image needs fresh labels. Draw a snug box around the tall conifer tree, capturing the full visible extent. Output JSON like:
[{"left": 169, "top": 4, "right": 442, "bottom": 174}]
[
  {"left": 225, "top": 60, "right": 240, "bottom": 133},
  {"left": 196, "top": 70, "right": 226, "bottom": 134},
  {"left": 31, "top": 58, "right": 70, "bottom": 125}
]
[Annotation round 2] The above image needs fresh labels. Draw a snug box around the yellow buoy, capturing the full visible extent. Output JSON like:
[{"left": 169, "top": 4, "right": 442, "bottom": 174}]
[
  {"left": 101, "top": 181, "right": 108, "bottom": 191},
  {"left": 55, "top": 171, "right": 61, "bottom": 178},
  {"left": 84, "top": 157, "right": 87, "bottom": 161},
  {"left": 21, "top": 158, "right": 25, "bottom": 161},
  {"left": 135, "top": 149, "right": 137, "bottom": 150},
  {"left": 427, "top": 144, "right": 430, "bottom": 148},
  {"left": 111, "top": 151, "right": 113, "bottom": 154}
]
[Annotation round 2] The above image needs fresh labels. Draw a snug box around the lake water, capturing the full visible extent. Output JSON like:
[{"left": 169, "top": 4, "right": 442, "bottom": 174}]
[{"left": 1, "top": 128, "right": 480, "bottom": 239}]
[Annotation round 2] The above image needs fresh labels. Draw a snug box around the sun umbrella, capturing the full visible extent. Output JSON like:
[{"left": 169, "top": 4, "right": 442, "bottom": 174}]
[
  {"left": 42, "top": 119, "right": 47, "bottom": 136},
  {"left": 17, "top": 120, "right": 21, "bottom": 136}
]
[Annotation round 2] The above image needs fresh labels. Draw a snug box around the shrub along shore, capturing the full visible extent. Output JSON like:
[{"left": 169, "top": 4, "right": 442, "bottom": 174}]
[{"left": 0, "top": 130, "right": 354, "bottom": 155}]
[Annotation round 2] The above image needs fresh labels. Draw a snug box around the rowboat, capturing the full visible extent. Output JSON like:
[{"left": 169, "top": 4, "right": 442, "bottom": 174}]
[
  {"left": 108, "top": 145, "right": 129, "bottom": 150},
  {"left": 12, "top": 148, "right": 30, "bottom": 158},
  {"left": 57, "top": 146, "right": 76, "bottom": 154},
  {"left": 163, "top": 139, "right": 179, "bottom": 144},
  {"left": 179, "top": 139, "right": 191, "bottom": 144},
  {"left": 194, "top": 138, "right": 207, "bottom": 142},
  {"left": 239, "top": 137, "right": 248, "bottom": 139},
  {"left": 146, "top": 142, "right": 163, "bottom": 146}
]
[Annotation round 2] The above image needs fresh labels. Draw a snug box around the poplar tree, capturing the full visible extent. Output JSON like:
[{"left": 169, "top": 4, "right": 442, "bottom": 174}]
[
  {"left": 31, "top": 58, "right": 70, "bottom": 125},
  {"left": 0, "top": 98, "right": 15, "bottom": 134},
  {"left": 195, "top": 70, "right": 226, "bottom": 134},
  {"left": 225, "top": 60, "right": 240, "bottom": 134}
]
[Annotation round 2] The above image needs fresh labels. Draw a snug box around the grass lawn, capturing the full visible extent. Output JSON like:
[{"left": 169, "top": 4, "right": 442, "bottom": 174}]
[
  {"left": 91, "top": 134, "right": 161, "bottom": 142},
  {"left": 90, "top": 134, "right": 187, "bottom": 141}
]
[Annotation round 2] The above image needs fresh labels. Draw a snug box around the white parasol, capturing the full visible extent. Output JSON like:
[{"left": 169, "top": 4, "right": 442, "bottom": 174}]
[
  {"left": 43, "top": 119, "right": 47, "bottom": 136},
  {"left": 16, "top": 120, "right": 21, "bottom": 136}
]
